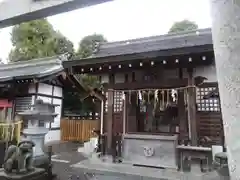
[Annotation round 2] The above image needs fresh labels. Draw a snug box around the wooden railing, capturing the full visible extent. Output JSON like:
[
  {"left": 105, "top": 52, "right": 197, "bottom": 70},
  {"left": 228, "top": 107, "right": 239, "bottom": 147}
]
[
  {"left": 0, "top": 120, "right": 22, "bottom": 144},
  {"left": 60, "top": 118, "right": 99, "bottom": 142}
]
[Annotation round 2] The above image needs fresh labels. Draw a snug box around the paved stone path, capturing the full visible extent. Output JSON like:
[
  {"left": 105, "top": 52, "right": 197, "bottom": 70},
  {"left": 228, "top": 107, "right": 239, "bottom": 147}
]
[
  {"left": 44, "top": 141, "right": 91, "bottom": 180},
  {"left": 44, "top": 141, "right": 222, "bottom": 180},
  {"left": 44, "top": 141, "right": 151, "bottom": 180}
]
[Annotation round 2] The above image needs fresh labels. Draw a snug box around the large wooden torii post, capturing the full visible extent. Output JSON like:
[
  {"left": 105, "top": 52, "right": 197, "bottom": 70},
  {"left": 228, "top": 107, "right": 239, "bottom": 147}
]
[
  {"left": 211, "top": 0, "right": 240, "bottom": 179},
  {"left": 0, "top": 0, "right": 112, "bottom": 28}
]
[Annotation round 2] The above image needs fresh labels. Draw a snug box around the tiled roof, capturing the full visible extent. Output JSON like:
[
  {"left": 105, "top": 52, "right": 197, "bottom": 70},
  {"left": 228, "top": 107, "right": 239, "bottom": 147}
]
[
  {"left": 0, "top": 56, "right": 64, "bottom": 82},
  {"left": 91, "top": 28, "right": 212, "bottom": 58}
]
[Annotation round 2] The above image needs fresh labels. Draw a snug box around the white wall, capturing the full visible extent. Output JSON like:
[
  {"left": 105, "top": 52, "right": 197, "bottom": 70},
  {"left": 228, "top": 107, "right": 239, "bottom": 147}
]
[
  {"left": 51, "top": 98, "right": 62, "bottom": 129},
  {"left": 53, "top": 86, "right": 62, "bottom": 97},
  {"left": 38, "top": 83, "right": 53, "bottom": 95}
]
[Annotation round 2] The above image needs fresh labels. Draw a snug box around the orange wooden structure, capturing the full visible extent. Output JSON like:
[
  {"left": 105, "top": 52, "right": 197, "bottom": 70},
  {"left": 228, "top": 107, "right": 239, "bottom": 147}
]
[{"left": 60, "top": 118, "right": 99, "bottom": 142}]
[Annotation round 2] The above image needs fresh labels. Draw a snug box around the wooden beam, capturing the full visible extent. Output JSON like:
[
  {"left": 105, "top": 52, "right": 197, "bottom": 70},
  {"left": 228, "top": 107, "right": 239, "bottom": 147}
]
[
  {"left": 106, "top": 73, "right": 114, "bottom": 154},
  {"left": 63, "top": 46, "right": 214, "bottom": 69},
  {"left": 72, "top": 74, "right": 106, "bottom": 100},
  {"left": 105, "top": 78, "right": 190, "bottom": 90},
  {"left": 0, "top": 0, "right": 112, "bottom": 28},
  {"left": 187, "top": 68, "right": 198, "bottom": 145},
  {"left": 66, "top": 74, "right": 106, "bottom": 101},
  {"left": 178, "top": 68, "right": 187, "bottom": 141}
]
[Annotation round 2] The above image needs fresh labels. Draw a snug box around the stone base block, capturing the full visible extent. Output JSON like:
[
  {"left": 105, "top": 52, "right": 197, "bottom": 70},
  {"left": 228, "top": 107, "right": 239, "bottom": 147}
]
[
  {"left": 0, "top": 168, "right": 47, "bottom": 180},
  {"left": 33, "top": 154, "right": 50, "bottom": 170}
]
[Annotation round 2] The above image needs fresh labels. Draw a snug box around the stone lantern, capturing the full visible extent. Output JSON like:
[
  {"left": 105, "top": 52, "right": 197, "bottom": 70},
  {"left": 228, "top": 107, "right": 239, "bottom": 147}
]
[{"left": 17, "top": 99, "right": 59, "bottom": 167}]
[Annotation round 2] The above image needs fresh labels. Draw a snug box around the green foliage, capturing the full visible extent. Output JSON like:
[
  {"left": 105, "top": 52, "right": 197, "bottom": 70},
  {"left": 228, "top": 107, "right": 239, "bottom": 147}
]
[
  {"left": 63, "top": 34, "right": 106, "bottom": 114},
  {"left": 76, "top": 34, "right": 107, "bottom": 90},
  {"left": 80, "top": 74, "right": 101, "bottom": 89},
  {"left": 77, "top": 34, "right": 107, "bottom": 58},
  {"left": 8, "top": 20, "right": 106, "bottom": 113},
  {"left": 9, "top": 19, "right": 74, "bottom": 62},
  {"left": 63, "top": 90, "right": 95, "bottom": 114},
  {"left": 168, "top": 20, "right": 198, "bottom": 33}
]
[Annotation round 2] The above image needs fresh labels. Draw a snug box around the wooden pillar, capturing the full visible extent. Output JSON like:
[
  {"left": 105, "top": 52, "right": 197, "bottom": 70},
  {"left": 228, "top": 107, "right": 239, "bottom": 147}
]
[
  {"left": 187, "top": 68, "right": 198, "bottom": 145},
  {"left": 123, "top": 92, "right": 128, "bottom": 135},
  {"left": 106, "top": 74, "right": 114, "bottom": 154},
  {"left": 11, "top": 81, "right": 17, "bottom": 120},
  {"left": 100, "top": 98, "right": 104, "bottom": 135},
  {"left": 178, "top": 68, "right": 186, "bottom": 141}
]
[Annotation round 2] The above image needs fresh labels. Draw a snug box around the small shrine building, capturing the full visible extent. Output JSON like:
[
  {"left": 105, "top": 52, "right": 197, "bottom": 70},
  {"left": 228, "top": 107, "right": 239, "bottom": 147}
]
[{"left": 63, "top": 28, "right": 224, "bottom": 169}]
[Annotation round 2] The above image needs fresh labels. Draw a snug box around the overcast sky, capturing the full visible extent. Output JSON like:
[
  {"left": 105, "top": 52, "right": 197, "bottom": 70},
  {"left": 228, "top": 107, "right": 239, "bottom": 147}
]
[{"left": 0, "top": 0, "right": 212, "bottom": 63}]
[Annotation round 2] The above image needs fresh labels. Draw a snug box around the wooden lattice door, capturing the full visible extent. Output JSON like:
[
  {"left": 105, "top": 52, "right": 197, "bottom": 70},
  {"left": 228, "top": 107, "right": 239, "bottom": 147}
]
[
  {"left": 113, "top": 91, "right": 123, "bottom": 133},
  {"left": 196, "top": 83, "right": 223, "bottom": 145}
]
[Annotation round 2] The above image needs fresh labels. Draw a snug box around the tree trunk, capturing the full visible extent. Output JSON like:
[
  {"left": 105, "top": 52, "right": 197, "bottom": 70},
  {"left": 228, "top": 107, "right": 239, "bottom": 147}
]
[{"left": 211, "top": 0, "right": 240, "bottom": 178}]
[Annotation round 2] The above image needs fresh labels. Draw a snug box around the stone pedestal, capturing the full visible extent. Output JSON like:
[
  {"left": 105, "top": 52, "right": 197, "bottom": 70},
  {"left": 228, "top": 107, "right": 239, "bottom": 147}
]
[
  {"left": 22, "top": 128, "right": 48, "bottom": 157},
  {"left": 122, "top": 134, "right": 178, "bottom": 169},
  {"left": 0, "top": 168, "right": 47, "bottom": 180}
]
